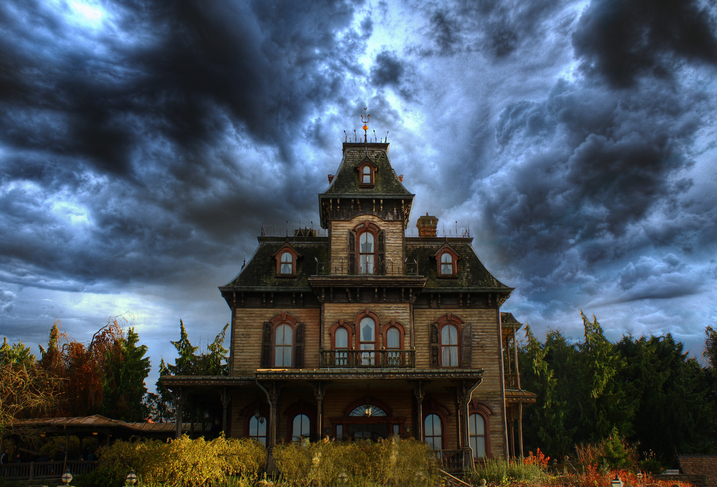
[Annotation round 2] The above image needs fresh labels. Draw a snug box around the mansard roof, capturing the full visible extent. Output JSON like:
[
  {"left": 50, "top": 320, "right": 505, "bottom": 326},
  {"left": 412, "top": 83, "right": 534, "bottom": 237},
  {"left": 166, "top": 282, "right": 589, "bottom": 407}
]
[
  {"left": 405, "top": 237, "right": 512, "bottom": 292},
  {"left": 322, "top": 143, "right": 413, "bottom": 198},
  {"left": 220, "top": 236, "right": 328, "bottom": 291}
]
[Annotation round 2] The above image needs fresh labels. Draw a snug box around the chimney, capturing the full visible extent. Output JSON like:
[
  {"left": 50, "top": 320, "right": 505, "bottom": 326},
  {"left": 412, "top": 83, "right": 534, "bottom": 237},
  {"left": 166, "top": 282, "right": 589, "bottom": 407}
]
[{"left": 416, "top": 213, "right": 438, "bottom": 237}]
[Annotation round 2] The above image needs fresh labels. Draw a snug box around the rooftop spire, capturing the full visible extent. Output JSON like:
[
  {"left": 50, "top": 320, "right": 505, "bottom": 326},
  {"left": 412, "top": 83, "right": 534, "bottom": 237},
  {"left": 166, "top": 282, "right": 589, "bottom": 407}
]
[{"left": 361, "top": 107, "right": 370, "bottom": 143}]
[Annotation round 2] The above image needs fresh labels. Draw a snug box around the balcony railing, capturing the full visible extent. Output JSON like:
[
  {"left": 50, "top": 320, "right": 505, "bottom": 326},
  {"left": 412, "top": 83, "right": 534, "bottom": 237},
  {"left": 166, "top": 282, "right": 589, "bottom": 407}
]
[
  {"left": 314, "top": 258, "right": 420, "bottom": 276},
  {"left": 505, "top": 372, "right": 518, "bottom": 389},
  {"left": 320, "top": 349, "right": 415, "bottom": 368}
]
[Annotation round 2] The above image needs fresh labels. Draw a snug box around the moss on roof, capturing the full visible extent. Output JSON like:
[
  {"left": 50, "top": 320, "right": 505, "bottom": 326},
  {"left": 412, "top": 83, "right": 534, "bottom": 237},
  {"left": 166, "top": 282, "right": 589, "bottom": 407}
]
[
  {"left": 405, "top": 238, "right": 512, "bottom": 291},
  {"left": 222, "top": 237, "right": 329, "bottom": 290},
  {"left": 322, "top": 144, "right": 413, "bottom": 197}
]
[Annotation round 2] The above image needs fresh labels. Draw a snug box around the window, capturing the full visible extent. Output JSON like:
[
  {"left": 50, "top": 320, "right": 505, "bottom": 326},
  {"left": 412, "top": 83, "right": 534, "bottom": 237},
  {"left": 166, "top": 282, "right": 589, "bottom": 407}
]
[
  {"left": 249, "top": 415, "right": 267, "bottom": 446},
  {"left": 273, "top": 245, "right": 298, "bottom": 276},
  {"left": 440, "top": 253, "right": 453, "bottom": 275},
  {"left": 359, "top": 316, "right": 376, "bottom": 365},
  {"left": 280, "top": 252, "right": 293, "bottom": 274},
  {"left": 441, "top": 324, "right": 459, "bottom": 367},
  {"left": 357, "top": 159, "right": 376, "bottom": 187},
  {"left": 362, "top": 165, "right": 371, "bottom": 184},
  {"left": 469, "top": 413, "right": 486, "bottom": 459},
  {"left": 424, "top": 414, "right": 443, "bottom": 450},
  {"left": 275, "top": 324, "right": 293, "bottom": 367},
  {"left": 386, "top": 327, "right": 400, "bottom": 366},
  {"left": 335, "top": 327, "right": 349, "bottom": 366},
  {"left": 292, "top": 414, "right": 310, "bottom": 442},
  {"left": 359, "top": 230, "right": 375, "bottom": 274}
]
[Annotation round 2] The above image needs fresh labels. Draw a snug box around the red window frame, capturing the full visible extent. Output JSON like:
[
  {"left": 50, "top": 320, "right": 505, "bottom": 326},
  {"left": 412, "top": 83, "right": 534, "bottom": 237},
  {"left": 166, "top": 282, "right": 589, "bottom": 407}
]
[
  {"left": 273, "top": 245, "right": 298, "bottom": 277},
  {"left": 436, "top": 248, "right": 459, "bottom": 278},
  {"left": 357, "top": 228, "right": 377, "bottom": 275},
  {"left": 357, "top": 159, "right": 377, "bottom": 188}
]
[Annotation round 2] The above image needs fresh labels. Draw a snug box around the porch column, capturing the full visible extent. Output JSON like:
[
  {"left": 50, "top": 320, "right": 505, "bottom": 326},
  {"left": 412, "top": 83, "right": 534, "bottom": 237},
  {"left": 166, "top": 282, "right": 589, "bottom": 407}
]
[
  {"left": 269, "top": 383, "right": 281, "bottom": 447},
  {"left": 518, "top": 402, "right": 524, "bottom": 458},
  {"left": 175, "top": 388, "right": 185, "bottom": 439},
  {"left": 413, "top": 381, "right": 425, "bottom": 442},
  {"left": 454, "top": 395, "right": 463, "bottom": 449},
  {"left": 221, "top": 387, "right": 231, "bottom": 436},
  {"left": 312, "top": 382, "right": 326, "bottom": 440}
]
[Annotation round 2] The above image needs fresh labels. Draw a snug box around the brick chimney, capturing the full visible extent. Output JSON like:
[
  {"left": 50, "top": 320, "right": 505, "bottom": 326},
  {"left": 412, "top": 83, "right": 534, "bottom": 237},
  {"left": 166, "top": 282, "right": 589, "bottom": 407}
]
[{"left": 416, "top": 213, "right": 438, "bottom": 237}]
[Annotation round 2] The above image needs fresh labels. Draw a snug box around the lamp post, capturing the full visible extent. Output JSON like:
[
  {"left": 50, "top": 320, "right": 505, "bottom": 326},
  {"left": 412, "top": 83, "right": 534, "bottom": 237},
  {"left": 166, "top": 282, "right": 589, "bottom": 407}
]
[
  {"left": 126, "top": 469, "right": 137, "bottom": 486},
  {"left": 60, "top": 468, "right": 73, "bottom": 486}
]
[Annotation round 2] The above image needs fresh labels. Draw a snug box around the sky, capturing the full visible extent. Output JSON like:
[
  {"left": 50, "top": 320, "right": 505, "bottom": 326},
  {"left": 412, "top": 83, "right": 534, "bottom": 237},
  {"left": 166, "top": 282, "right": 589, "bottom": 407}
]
[{"left": 1, "top": 0, "right": 717, "bottom": 387}]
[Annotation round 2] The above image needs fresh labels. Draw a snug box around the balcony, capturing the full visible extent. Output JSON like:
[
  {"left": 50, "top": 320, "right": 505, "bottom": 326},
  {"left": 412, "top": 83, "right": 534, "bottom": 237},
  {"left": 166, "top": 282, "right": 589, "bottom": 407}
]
[{"left": 320, "top": 349, "right": 415, "bottom": 368}]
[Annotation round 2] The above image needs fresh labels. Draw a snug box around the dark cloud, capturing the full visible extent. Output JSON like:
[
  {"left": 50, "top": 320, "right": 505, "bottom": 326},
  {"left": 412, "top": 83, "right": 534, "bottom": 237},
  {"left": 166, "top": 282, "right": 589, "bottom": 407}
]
[
  {"left": 573, "top": 0, "right": 717, "bottom": 87},
  {"left": 371, "top": 51, "right": 405, "bottom": 86}
]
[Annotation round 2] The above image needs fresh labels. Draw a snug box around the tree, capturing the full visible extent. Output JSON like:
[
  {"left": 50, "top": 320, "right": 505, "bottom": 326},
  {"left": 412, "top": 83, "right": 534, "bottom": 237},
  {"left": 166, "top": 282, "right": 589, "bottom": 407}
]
[
  {"left": 0, "top": 338, "right": 61, "bottom": 435},
  {"left": 102, "top": 327, "right": 151, "bottom": 421}
]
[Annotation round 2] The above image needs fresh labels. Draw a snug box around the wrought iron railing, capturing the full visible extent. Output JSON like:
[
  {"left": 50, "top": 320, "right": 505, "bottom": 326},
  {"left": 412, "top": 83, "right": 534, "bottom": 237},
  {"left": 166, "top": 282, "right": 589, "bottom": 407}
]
[{"left": 320, "top": 349, "right": 415, "bottom": 368}]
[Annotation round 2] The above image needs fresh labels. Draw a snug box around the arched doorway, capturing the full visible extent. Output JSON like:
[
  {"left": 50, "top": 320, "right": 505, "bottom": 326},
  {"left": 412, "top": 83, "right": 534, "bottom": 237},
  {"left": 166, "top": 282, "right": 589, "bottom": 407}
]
[{"left": 330, "top": 398, "right": 404, "bottom": 440}]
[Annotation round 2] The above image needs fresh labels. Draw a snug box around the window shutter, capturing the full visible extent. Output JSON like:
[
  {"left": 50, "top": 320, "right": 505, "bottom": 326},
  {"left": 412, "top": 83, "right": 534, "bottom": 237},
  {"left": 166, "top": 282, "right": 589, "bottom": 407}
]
[
  {"left": 348, "top": 230, "right": 357, "bottom": 274},
  {"left": 295, "top": 322, "right": 305, "bottom": 368},
  {"left": 261, "top": 322, "right": 272, "bottom": 368},
  {"left": 377, "top": 230, "right": 386, "bottom": 275},
  {"left": 430, "top": 323, "right": 439, "bottom": 367},
  {"left": 461, "top": 323, "right": 472, "bottom": 368}
]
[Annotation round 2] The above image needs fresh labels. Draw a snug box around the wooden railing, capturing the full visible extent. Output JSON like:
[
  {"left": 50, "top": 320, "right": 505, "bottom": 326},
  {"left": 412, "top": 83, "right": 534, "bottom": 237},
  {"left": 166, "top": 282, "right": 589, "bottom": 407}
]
[
  {"left": 0, "top": 461, "right": 98, "bottom": 480},
  {"left": 436, "top": 449, "right": 471, "bottom": 472},
  {"left": 504, "top": 372, "right": 518, "bottom": 388},
  {"left": 320, "top": 349, "right": 415, "bottom": 368}
]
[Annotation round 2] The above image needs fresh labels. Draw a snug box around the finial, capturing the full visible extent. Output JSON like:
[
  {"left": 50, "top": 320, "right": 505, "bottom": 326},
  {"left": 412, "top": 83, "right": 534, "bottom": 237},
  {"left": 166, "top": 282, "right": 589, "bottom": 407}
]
[{"left": 361, "top": 108, "right": 370, "bottom": 143}]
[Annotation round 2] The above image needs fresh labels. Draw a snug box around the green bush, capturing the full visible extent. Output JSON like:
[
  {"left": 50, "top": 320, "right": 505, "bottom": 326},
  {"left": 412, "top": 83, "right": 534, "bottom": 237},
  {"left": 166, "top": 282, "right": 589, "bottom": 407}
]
[
  {"left": 81, "top": 435, "right": 266, "bottom": 487},
  {"left": 273, "top": 437, "right": 437, "bottom": 487}
]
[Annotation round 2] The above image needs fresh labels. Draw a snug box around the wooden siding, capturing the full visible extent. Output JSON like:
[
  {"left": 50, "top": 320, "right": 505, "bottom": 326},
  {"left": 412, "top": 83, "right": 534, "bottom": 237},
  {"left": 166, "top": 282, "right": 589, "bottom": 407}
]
[
  {"left": 232, "top": 308, "right": 320, "bottom": 375},
  {"left": 413, "top": 307, "right": 506, "bottom": 456},
  {"left": 329, "top": 215, "right": 404, "bottom": 275}
]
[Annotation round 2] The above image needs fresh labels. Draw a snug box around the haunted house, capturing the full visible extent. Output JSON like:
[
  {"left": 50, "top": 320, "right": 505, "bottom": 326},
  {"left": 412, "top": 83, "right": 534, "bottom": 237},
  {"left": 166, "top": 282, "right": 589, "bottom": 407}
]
[{"left": 162, "top": 120, "right": 535, "bottom": 468}]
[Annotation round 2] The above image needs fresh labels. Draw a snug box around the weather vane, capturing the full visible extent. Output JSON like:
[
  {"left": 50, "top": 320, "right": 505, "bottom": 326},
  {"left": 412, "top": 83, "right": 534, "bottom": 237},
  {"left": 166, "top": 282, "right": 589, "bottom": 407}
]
[{"left": 361, "top": 108, "right": 370, "bottom": 143}]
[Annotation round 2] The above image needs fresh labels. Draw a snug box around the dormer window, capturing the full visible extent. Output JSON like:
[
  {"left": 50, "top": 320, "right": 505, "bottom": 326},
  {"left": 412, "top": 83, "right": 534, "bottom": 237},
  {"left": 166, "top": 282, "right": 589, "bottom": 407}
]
[
  {"left": 435, "top": 246, "right": 459, "bottom": 277},
  {"left": 362, "top": 166, "right": 371, "bottom": 184},
  {"left": 357, "top": 158, "right": 377, "bottom": 188},
  {"left": 280, "top": 252, "right": 293, "bottom": 274},
  {"left": 273, "top": 245, "right": 299, "bottom": 277}
]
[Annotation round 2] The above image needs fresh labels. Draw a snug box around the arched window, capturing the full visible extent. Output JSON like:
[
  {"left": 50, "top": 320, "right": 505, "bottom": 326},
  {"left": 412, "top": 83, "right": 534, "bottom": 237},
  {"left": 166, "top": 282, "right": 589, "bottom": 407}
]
[
  {"left": 335, "top": 327, "right": 349, "bottom": 366},
  {"left": 362, "top": 165, "right": 371, "bottom": 184},
  {"left": 424, "top": 414, "right": 443, "bottom": 450},
  {"left": 441, "top": 324, "right": 459, "bottom": 367},
  {"left": 249, "top": 415, "right": 267, "bottom": 446},
  {"left": 469, "top": 413, "right": 486, "bottom": 459},
  {"left": 273, "top": 245, "right": 298, "bottom": 277},
  {"left": 359, "top": 231, "right": 375, "bottom": 274},
  {"left": 292, "top": 414, "right": 310, "bottom": 442},
  {"left": 275, "top": 324, "right": 293, "bottom": 367},
  {"left": 280, "top": 252, "right": 293, "bottom": 274},
  {"left": 440, "top": 253, "right": 453, "bottom": 275},
  {"left": 359, "top": 316, "right": 376, "bottom": 365},
  {"left": 386, "top": 327, "right": 400, "bottom": 366}
]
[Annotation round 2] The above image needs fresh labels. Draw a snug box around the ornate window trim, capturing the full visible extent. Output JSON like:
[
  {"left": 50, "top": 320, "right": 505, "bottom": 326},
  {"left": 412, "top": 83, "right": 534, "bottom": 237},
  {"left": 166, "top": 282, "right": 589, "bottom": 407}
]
[
  {"left": 260, "top": 312, "right": 305, "bottom": 369},
  {"left": 430, "top": 314, "right": 472, "bottom": 368},
  {"left": 434, "top": 244, "right": 460, "bottom": 278},
  {"left": 329, "top": 319, "right": 354, "bottom": 366},
  {"left": 354, "top": 309, "right": 380, "bottom": 366},
  {"left": 357, "top": 157, "right": 377, "bottom": 188},
  {"left": 272, "top": 244, "right": 299, "bottom": 277},
  {"left": 348, "top": 221, "right": 385, "bottom": 275}
]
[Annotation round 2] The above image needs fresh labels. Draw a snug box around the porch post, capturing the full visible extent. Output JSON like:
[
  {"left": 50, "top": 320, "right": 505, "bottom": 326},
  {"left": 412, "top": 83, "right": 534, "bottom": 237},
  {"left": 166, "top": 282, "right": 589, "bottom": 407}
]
[
  {"left": 175, "top": 388, "right": 185, "bottom": 439},
  {"left": 413, "top": 381, "right": 425, "bottom": 442},
  {"left": 269, "top": 383, "right": 280, "bottom": 447},
  {"left": 518, "top": 402, "right": 524, "bottom": 458},
  {"left": 221, "top": 387, "right": 231, "bottom": 436},
  {"left": 454, "top": 395, "right": 463, "bottom": 449},
  {"left": 312, "top": 382, "right": 326, "bottom": 440}
]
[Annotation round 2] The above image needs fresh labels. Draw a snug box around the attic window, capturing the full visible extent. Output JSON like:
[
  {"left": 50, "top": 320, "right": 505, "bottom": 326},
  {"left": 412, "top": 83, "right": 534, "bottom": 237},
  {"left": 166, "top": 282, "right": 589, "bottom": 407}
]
[
  {"left": 274, "top": 245, "right": 299, "bottom": 277},
  {"left": 357, "top": 159, "right": 376, "bottom": 188},
  {"left": 437, "top": 249, "right": 459, "bottom": 277}
]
